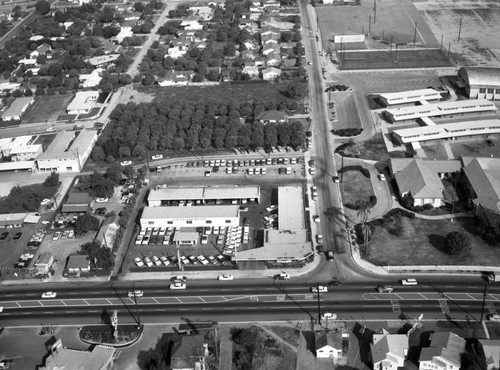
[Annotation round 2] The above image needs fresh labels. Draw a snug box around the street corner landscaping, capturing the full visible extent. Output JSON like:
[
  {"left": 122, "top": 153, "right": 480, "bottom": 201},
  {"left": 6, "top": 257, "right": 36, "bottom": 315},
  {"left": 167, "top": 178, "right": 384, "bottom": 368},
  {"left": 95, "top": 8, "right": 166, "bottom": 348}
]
[
  {"left": 361, "top": 213, "right": 500, "bottom": 267},
  {"left": 338, "top": 164, "right": 376, "bottom": 210},
  {"left": 80, "top": 323, "right": 143, "bottom": 347}
]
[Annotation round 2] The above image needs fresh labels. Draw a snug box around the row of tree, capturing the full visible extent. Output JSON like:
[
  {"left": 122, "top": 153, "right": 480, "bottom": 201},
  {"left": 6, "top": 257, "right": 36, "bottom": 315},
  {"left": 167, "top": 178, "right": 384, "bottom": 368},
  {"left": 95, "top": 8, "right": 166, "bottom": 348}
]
[{"left": 91, "top": 100, "right": 304, "bottom": 162}]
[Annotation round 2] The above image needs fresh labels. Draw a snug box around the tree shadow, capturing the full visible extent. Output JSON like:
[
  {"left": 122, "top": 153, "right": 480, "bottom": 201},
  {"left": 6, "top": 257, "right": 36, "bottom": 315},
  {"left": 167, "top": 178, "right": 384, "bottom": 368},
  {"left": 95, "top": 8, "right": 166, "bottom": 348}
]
[
  {"left": 137, "top": 332, "right": 174, "bottom": 370},
  {"left": 427, "top": 233, "right": 446, "bottom": 253},
  {"left": 100, "top": 309, "right": 111, "bottom": 325},
  {"left": 352, "top": 322, "right": 375, "bottom": 367}
]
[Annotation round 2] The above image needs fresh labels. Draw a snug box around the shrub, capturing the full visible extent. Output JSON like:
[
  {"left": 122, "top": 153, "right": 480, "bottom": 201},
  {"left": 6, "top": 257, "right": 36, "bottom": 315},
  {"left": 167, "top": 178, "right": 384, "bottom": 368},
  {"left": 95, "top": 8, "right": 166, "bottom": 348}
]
[
  {"left": 338, "top": 165, "right": 370, "bottom": 178},
  {"left": 332, "top": 128, "right": 363, "bottom": 137},
  {"left": 445, "top": 231, "right": 471, "bottom": 255},
  {"left": 384, "top": 208, "right": 415, "bottom": 219}
]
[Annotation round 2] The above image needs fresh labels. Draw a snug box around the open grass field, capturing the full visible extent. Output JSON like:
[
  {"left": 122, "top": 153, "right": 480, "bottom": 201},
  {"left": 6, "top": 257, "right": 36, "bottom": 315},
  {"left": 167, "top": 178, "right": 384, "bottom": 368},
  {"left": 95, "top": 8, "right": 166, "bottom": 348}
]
[
  {"left": 138, "top": 82, "right": 297, "bottom": 106},
  {"left": 416, "top": 0, "right": 500, "bottom": 66},
  {"left": 23, "top": 94, "right": 74, "bottom": 124},
  {"left": 317, "top": 0, "right": 440, "bottom": 49},
  {"left": 364, "top": 215, "right": 500, "bottom": 266},
  {"left": 340, "top": 169, "right": 375, "bottom": 208}
]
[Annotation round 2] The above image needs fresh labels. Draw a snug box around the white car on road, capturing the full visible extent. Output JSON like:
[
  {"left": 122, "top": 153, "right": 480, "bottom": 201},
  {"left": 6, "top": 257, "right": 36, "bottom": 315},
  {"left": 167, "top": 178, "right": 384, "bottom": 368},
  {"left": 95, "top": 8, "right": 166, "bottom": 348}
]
[
  {"left": 41, "top": 291, "right": 57, "bottom": 299},
  {"left": 321, "top": 312, "right": 337, "bottom": 320},
  {"left": 120, "top": 161, "right": 132, "bottom": 166},
  {"left": 169, "top": 283, "right": 186, "bottom": 290},
  {"left": 311, "top": 286, "right": 328, "bottom": 293},
  {"left": 151, "top": 154, "right": 163, "bottom": 160},
  {"left": 218, "top": 274, "right": 234, "bottom": 281},
  {"left": 127, "top": 290, "right": 143, "bottom": 298}
]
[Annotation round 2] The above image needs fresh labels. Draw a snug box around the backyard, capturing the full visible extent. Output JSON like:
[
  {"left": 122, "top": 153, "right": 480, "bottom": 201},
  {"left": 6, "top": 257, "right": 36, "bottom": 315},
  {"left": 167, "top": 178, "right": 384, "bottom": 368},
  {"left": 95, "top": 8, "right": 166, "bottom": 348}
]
[{"left": 363, "top": 215, "right": 500, "bottom": 266}]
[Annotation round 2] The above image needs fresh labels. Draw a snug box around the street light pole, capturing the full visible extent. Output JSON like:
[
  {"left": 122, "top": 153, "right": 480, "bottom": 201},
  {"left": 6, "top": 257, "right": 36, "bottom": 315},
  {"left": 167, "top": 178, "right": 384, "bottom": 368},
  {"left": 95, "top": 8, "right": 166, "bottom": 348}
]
[
  {"left": 480, "top": 282, "right": 488, "bottom": 323},
  {"left": 316, "top": 282, "right": 321, "bottom": 324}
]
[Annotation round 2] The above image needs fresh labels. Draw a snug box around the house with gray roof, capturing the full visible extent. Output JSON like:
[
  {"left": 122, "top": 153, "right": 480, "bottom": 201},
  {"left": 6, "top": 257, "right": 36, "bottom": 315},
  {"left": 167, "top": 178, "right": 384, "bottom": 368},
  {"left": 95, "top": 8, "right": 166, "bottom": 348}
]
[
  {"left": 256, "top": 110, "right": 288, "bottom": 124},
  {"left": 390, "top": 158, "right": 453, "bottom": 207},
  {"left": 315, "top": 330, "right": 343, "bottom": 359},
  {"left": 370, "top": 330, "right": 408, "bottom": 370},
  {"left": 478, "top": 339, "right": 500, "bottom": 370},
  {"left": 418, "top": 332, "right": 465, "bottom": 370},
  {"left": 461, "top": 157, "right": 500, "bottom": 227},
  {"left": 170, "top": 335, "right": 207, "bottom": 370}
]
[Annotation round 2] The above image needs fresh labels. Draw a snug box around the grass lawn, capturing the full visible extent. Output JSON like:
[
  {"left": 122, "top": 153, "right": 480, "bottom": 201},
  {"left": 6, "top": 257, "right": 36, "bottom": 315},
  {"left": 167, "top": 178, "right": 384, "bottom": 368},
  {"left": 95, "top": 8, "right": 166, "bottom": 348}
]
[
  {"left": 137, "top": 83, "right": 301, "bottom": 107},
  {"left": 363, "top": 215, "right": 500, "bottom": 266},
  {"left": 77, "top": 106, "right": 101, "bottom": 119},
  {"left": 342, "top": 133, "right": 408, "bottom": 161},
  {"left": 0, "top": 182, "right": 59, "bottom": 213},
  {"left": 449, "top": 135, "right": 500, "bottom": 159},
  {"left": 23, "top": 94, "right": 74, "bottom": 123},
  {"left": 340, "top": 170, "right": 374, "bottom": 208}
]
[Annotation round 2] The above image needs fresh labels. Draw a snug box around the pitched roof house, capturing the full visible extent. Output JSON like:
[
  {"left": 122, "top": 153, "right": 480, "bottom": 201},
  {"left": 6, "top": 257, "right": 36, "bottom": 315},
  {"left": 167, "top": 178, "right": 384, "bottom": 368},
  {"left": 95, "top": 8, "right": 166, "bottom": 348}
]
[
  {"left": 418, "top": 332, "right": 466, "bottom": 370},
  {"left": 170, "top": 335, "right": 208, "bottom": 370},
  {"left": 315, "top": 331, "right": 343, "bottom": 359},
  {"left": 390, "top": 158, "right": 447, "bottom": 207},
  {"left": 461, "top": 157, "right": 500, "bottom": 227},
  {"left": 30, "top": 43, "right": 52, "bottom": 59},
  {"left": 370, "top": 330, "right": 408, "bottom": 370},
  {"left": 478, "top": 339, "right": 500, "bottom": 370},
  {"left": 256, "top": 109, "right": 287, "bottom": 124},
  {"left": 262, "top": 67, "right": 281, "bottom": 80}
]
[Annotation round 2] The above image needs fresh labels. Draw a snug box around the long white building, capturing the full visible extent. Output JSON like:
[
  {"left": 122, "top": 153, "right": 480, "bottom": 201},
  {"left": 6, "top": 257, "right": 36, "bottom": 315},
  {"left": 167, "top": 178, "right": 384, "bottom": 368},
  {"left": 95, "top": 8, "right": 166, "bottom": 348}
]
[
  {"left": 378, "top": 89, "right": 443, "bottom": 106},
  {"left": 385, "top": 99, "right": 496, "bottom": 122},
  {"left": 393, "top": 119, "right": 500, "bottom": 144},
  {"left": 147, "top": 185, "right": 260, "bottom": 206},
  {"left": 140, "top": 205, "right": 240, "bottom": 229}
]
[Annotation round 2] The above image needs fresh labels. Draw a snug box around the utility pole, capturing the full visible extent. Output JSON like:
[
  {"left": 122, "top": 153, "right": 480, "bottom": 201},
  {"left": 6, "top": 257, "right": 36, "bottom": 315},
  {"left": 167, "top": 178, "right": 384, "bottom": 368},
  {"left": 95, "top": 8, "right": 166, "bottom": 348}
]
[
  {"left": 413, "top": 22, "right": 418, "bottom": 47},
  {"left": 458, "top": 17, "right": 462, "bottom": 42},
  {"left": 368, "top": 14, "right": 371, "bottom": 35},
  {"left": 440, "top": 34, "right": 443, "bottom": 50},
  {"left": 480, "top": 282, "right": 488, "bottom": 322},
  {"left": 316, "top": 282, "right": 321, "bottom": 324},
  {"left": 373, "top": 0, "right": 376, "bottom": 24}
]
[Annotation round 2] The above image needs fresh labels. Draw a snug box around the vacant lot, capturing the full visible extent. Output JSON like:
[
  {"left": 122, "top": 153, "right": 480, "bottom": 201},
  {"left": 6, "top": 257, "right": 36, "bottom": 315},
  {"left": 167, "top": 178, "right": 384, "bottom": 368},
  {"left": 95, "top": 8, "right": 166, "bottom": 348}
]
[
  {"left": 138, "top": 83, "right": 298, "bottom": 107},
  {"left": 317, "top": 0, "right": 439, "bottom": 49},
  {"left": 416, "top": 0, "right": 500, "bottom": 66},
  {"left": 363, "top": 215, "right": 500, "bottom": 266},
  {"left": 23, "top": 94, "right": 73, "bottom": 123}
]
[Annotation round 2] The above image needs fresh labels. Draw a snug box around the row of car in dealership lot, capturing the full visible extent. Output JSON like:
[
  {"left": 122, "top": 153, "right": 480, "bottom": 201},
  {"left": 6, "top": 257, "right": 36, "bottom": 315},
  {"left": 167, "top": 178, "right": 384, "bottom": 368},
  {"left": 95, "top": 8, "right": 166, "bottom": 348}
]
[{"left": 133, "top": 254, "right": 227, "bottom": 268}]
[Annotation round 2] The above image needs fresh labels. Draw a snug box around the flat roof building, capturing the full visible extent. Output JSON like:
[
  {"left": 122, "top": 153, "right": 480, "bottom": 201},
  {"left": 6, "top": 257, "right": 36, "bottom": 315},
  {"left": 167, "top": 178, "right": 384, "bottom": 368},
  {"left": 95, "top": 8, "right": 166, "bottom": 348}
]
[
  {"left": 86, "top": 54, "right": 120, "bottom": 67},
  {"left": 147, "top": 185, "right": 260, "bottom": 206},
  {"left": 234, "top": 187, "right": 312, "bottom": 264},
  {"left": 0, "top": 213, "right": 26, "bottom": 228},
  {"left": 378, "top": 89, "right": 443, "bottom": 106},
  {"left": 457, "top": 67, "right": 500, "bottom": 101},
  {"left": 80, "top": 68, "right": 104, "bottom": 88},
  {"left": 141, "top": 205, "right": 240, "bottom": 229},
  {"left": 1, "top": 97, "right": 34, "bottom": 120},
  {"left": 385, "top": 99, "right": 496, "bottom": 122},
  {"left": 393, "top": 119, "right": 500, "bottom": 144},
  {"left": 0, "top": 135, "right": 39, "bottom": 161},
  {"left": 37, "top": 130, "right": 97, "bottom": 172},
  {"left": 40, "top": 339, "right": 115, "bottom": 370},
  {"left": 66, "top": 91, "right": 99, "bottom": 114}
]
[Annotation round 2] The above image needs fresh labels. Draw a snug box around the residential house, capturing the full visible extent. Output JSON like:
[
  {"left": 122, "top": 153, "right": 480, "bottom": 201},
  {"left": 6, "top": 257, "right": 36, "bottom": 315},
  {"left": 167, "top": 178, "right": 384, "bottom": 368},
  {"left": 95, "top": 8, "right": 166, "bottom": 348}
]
[
  {"left": 80, "top": 68, "right": 104, "bottom": 89},
  {"left": 34, "top": 252, "right": 54, "bottom": 275},
  {"left": 66, "top": 91, "right": 99, "bottom": 115},
  {"left": 265, "top": 52, "right": 281, "bottom": 67},
  {"left": 29, "top": 35, "right": 45, "bottom": 42},
  {"left": 478, "top": 339, "right": 500, "bottom": 370},
  {"left": 262, "top": 66, "right": 281, "bottom": 80},
  {"left": 30, "top": 43, "right": 52, "bottom": 59},
  {"left": 243, "top": 41, "right": 257, "bottom": 50},
  {"left": 100, "top": 39, "right": 121, "bottom": 54},
  {"left": 66, "top": 254, "right": 91, "bottom": 275},
  {"left": 86, "top": 54, "right": 120, "bottom": 67},
  {"left": 177, "top": 30, "right": 197, "bottom": 43},
  {"left": 18, "top": 58, "right": 38, "bottom": 66},
  {"left": 260, "top": 27, "right": 281, "bottom": 41},
  {"left": 315, "top": 331, "right": 343, "bottom": 359},
  {"left": 419, "top": 332, "right": 465, "bottom": 370},
  {"left": 390, "top": 158, "right": 459, "bottom": 207},
  {"left": 261, "top": 16, "right": 295, "bottom": 31},
  {"left": 96, "top": 217, "right": 120, "bottom": 250},
  {"left": 370, "top": 330, "right": 408, "bottom": 370},
  {"left": 461, "top": 157, "right": 500, "bottom": 228},
  {"left": 256, "top": 110, "right": 288, "bottom": 124},
  {"left": 167, "top": 40, "right": 190, "bottom": 59},
  {"left": 242, "top": 65, "right": 260, "bottom": 77},
  {"left": 158, "top": 70, "right": 194, "bottom": 86},
  {"left": 241, "top": 50, "right": 256, "bottom": 61},
  {"left": 115, "top": 25, "right": 133, "bottom": 43},
  {"left": 1, "top": 96, "right": 34, "bottom": 121},
  {"left": 170, "top": 335, "right": 208, "bottom": 370},
  {"left": 263, "top": 44, "right": 280, "bottom": 56},
  {"left": 254, "top": 56, "right": 265, "bottom": 67},
  {"left": 180, "top": 16, "right": 204, "bottom": 31}
]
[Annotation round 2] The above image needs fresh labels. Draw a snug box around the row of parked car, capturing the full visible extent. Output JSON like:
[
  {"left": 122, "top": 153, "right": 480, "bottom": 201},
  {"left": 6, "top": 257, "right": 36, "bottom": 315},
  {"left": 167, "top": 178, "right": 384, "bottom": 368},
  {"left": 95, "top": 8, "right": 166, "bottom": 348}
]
[
  {"left": 134, "top": 254, "right": 226, "bottom": 268},
  {"left": 52, "top": 230, "right": 74, "bottom": 241},
  {"left": 14, "top": 253, "right": 34, "bottom": 268},
  {"left": 28, "top": 230, "right": 46, "bottom": 247}
]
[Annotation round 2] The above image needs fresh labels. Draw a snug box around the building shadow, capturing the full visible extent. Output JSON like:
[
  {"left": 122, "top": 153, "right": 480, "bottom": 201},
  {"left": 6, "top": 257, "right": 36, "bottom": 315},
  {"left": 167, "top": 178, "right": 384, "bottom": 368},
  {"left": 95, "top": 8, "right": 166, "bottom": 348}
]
[{"left": 352, "top": 322, "right": 375, "bottom": 367}]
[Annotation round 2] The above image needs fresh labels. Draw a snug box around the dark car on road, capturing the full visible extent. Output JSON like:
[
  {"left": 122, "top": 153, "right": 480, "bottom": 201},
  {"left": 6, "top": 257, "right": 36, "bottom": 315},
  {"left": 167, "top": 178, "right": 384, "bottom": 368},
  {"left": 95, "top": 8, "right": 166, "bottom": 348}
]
[
  {"left": 328, "top": 280, "right": 342, "bottom": 287},
  {"left": 0, "top": 232, "right": 8, "bottom": 241},
  {"left": 13, "top": 232, "right": 22, "bottom": 240}
]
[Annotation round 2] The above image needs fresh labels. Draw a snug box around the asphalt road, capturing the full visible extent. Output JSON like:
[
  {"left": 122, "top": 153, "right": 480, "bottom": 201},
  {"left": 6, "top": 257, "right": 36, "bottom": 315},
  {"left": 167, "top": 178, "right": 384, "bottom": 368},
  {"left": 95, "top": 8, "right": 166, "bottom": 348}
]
[{"left": 1, "top": 280, "right": 498, "bottom": 326}]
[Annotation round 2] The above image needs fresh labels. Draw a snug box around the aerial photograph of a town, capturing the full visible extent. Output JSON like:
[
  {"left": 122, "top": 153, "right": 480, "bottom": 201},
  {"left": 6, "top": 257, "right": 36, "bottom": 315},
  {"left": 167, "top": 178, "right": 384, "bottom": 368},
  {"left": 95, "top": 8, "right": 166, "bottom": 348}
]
[{"left": 0, "top": 0, "right": 499, "bottom": 368}]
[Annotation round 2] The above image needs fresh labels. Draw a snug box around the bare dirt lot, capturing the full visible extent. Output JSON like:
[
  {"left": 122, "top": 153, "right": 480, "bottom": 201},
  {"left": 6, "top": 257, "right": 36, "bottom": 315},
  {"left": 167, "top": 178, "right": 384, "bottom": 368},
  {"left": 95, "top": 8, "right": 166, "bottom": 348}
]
[{"left": 414, "top": 0, "right": 500, "bottom": 66}]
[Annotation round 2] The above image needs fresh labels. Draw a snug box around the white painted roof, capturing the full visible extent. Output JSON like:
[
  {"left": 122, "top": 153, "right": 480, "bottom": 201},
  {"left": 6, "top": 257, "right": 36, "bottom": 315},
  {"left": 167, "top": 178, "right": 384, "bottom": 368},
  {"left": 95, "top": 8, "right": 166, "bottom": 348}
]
[
  {"left": 142, "top": 205, "right": 240, "bottom": 219},
  {"left": 278, "top": 186, "right": 304, "bottom": 230}
]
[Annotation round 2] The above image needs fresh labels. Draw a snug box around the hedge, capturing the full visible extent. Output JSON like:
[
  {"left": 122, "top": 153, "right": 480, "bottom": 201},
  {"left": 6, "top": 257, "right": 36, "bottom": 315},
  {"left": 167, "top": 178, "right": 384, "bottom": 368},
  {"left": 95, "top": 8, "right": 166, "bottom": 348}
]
[
  {"left": 332, "top": 128, "right": 363, "bottom": 137},
  {"left": 338, "top": 165, "right": 370, "bottom": 178}
]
